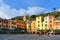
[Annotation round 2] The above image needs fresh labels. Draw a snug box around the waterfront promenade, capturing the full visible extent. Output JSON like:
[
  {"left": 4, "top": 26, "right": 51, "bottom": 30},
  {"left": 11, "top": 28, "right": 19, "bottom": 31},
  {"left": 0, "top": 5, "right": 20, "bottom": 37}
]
[{"left": 0, "top": 34, "right": 60, "bottom": 40}]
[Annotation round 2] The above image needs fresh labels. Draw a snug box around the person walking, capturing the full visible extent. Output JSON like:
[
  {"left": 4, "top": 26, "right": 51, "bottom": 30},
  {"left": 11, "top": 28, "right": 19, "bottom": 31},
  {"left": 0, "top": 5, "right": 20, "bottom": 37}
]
[
  {"left": 39, "top": 32, "right": 40, "bottom": 36},
  {"left": 36, "top": 31, "right": 42, "bottom": 36},
  {"left": 47, "top": 32, "right": 49, "bottom": 36}
]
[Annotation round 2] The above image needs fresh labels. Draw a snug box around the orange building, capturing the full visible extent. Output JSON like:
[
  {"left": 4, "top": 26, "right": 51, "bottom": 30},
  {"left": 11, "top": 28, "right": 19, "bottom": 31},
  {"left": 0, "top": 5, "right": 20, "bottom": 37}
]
[
  {"left": 8, "top": 19, "right": 25, "bottom": 30},
  {"left": 31, "top": 20, "right": 36, "bottom": 33},
  {"left": 54, "top": 20, "right": 60, "bottom": 30},
  {"left": 48, "top": 16, "right": 55, "bottom": 30},
  {"left": 15, "top": 19, "right": 25, "bottom": 29},
  {"left": 43, "top": 16, "right": 55, "bottom": 30}
]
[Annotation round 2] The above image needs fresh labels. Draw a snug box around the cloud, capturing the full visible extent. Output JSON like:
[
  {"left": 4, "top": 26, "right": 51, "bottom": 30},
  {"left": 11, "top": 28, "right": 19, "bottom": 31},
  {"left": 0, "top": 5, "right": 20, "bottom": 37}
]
[
  {"left": 26, "top": 7, "right": 46, "bottom": 15},
  {"left": 19, "top": 7, "right": 46, "bottom": 16},
  {"left": 0, "top": 11, "right": 10, "bottom": 19},
  {"left": 0, "top": 0, "right": 47, "bottom": 19},
  {"left": 19, "top": 9, "right": 27, "bottom": 16},
  {"left": 0, "top": 0, "right": 11, "bottom": 19},
  {"left": 0, "top": 0, "right": 20, "bottom": 19}
]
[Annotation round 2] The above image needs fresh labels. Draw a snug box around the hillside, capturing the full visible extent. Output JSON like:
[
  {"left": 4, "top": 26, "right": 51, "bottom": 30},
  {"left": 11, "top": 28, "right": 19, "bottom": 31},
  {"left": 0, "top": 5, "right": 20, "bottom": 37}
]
[
  {"left": 39, "top": 12, "right": 60, "bottom": 20},
  {"left": 10, "top": 16, "right": 29, "bottom": 20},
  {"left": 10, "top": 12, "right": 60, "bottom": 20}
]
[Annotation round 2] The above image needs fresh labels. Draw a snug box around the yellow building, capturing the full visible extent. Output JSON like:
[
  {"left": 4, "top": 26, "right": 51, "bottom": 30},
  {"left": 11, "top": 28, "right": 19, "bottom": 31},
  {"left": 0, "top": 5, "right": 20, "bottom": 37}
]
[
  {"left": 36, "top": 15, "right": 55, "bottom": 31},
  {"left": 31, "top": 20, "right": 37, "bottom": 33},
  {"left": 43, "top": 16, "right": 49, "bottom": 30},
  {"left": 26, "top": 20, "right": 31, "bottom": 33},
  {"left": 36, "top": 16, "right": 43, "bottom": 31}
]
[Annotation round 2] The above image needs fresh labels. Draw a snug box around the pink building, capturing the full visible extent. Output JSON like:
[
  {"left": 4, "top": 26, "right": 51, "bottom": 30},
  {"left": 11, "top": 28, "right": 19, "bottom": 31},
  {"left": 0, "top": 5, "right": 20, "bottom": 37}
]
[{"left": 0, "top": 18, "right": 8, "bottom": 29}]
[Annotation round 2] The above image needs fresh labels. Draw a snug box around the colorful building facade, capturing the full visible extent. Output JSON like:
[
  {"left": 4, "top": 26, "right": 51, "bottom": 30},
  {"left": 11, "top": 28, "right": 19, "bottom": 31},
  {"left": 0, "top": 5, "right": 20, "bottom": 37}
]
[
  {"left": 26, "top": 20, "right": 31, "bottom": 33},
  {"left": 1, "top": 15, "right": 60, "bottom": 33},
  {"left": 0, "top": 18, "right": 8, "bottom": 29},
  {"left": 43, "top": 16, "right": 55, "bottom": 30},
  {"left": 36, "top": 16, "right": 43, "bottom": 31},
  {"left": 8, "top": 19, "right": 25, "bottom": 29},
  {"left": 8, "top": 20, "right": 17, "bottom": 29},
  {"left": 54, "top": 20, "right": 60, "bottom": 30},
  {"left": 15, "top": 19, "right": 25, "bottom": 29},
  {"left": 31, "top": 20, "right": 37, "bottom": 33},
  {"left": 35, "top": 16, "right": 55, "bottom": 31}
]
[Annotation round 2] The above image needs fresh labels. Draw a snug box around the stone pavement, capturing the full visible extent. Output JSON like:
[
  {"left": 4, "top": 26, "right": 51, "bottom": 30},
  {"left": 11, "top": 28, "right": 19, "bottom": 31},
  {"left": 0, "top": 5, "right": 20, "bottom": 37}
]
[{"left": 0, "top": 34, "right": 60, "bottom": 40}]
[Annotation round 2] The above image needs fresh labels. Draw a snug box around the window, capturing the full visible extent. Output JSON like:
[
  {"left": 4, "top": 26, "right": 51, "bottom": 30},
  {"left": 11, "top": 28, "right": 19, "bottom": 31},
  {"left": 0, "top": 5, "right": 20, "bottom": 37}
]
[
  {"left": 42, "top": 24, "right": 43, "bottom": 26},
  {"left": 45, "top": 21, "right": 47, "bottom": 23},
  {"left": 38, "top": 21, "right": 40, "bottom": 23},
  {"left": 45, "top": 24, "right": 47, "bottom": 26},
  {"left": 0, "top": 20, "right": 1, "bottom": 22},
  {"left": 50, "top": 25, "right": 52, "bottom": 27},
  {"left": 4, "top": 19, "right": 8, "bottom": 23},
  {"left": 12, "top": 26, "right": 14, "bottom": 28},
  {"left": 9, "top": 26, "right": 10, "bottom": 28},
  {"left": 12, "top": 26, "right": 16, "bottom": 28},
  {"left": 0, "top": 25, "right": 1, "bottom": 27},
  {"left": 50, "top": 21, "right": 52, "bottom": 23},
  {"left": 4, "top": 21, "right": 7, "bottom": 23},
  {"left": 38, "top": 25, "right": 40, "bottom": 27},
  {"left": 12, "top": 22, "right": 16, "bottom": 25}
]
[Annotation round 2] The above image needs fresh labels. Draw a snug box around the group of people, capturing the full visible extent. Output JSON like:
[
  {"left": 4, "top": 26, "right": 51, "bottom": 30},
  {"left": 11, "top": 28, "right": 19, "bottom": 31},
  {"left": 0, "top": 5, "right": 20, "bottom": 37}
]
[{"left": 37, "top": 31, "right": 56, "bottom": 36}]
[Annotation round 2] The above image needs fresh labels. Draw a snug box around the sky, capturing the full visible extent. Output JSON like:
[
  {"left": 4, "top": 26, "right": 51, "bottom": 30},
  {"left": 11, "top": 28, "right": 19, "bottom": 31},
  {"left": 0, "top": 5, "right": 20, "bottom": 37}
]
[{"left": 0, "top": 0, "right": 60, "bottom": 19}]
